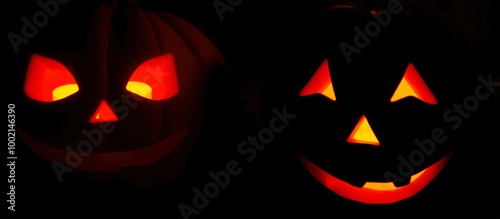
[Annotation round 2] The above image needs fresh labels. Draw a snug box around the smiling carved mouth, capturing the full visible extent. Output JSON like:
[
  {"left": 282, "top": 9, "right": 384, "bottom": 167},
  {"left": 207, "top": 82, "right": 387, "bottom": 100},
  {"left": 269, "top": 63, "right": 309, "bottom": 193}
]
[
  {"left": 295, "top": 150, "right": 452, "bottom": 204},
  {"left": 18, "top": 125, "right": 190, "bottom": 172}
]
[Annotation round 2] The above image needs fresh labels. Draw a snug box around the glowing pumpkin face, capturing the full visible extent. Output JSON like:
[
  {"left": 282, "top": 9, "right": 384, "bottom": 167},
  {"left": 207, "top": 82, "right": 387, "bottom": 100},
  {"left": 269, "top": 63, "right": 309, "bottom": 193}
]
[
  {"left": 294, "top": 59, "right": 452, "bottom": 204},
  {"left": 18, "top": 2, "right": 224, "bottom": 183}
]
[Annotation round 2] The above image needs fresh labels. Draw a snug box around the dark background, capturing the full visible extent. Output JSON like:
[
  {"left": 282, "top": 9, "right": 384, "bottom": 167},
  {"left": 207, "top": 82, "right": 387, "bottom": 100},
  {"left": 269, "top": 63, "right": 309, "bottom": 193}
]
[{"left": 3, "top": 0, "right": 499, "bottom": 218}]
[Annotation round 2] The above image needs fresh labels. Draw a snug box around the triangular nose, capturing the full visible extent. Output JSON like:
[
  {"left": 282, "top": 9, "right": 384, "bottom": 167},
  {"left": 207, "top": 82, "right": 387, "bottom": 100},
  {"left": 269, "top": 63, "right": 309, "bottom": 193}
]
[
  {"left": 89, "top": 100, "right": 119, "bottom": 123},
  {"left": 347, "top": 115, "right": 380, "bottom": 146}
]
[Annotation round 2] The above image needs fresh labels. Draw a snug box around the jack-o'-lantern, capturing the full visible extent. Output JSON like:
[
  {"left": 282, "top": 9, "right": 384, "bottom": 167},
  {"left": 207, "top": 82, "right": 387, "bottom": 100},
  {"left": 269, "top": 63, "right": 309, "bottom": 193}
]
[
  {"left": 294, "top": 58, "right": 452, "bottom": 204},
  {"left": 17, "top": 0, "right": 225, "bottom": 184},
  {"left": 285, "top": 0, "right": 464, "bottom": 204}
]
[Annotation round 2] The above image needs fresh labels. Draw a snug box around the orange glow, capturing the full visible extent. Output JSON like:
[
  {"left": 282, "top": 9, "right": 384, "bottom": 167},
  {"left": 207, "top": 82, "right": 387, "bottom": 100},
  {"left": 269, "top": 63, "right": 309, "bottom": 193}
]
[
  {"left": 390, "top": 63, "right": 437, "bottom": 104},
  {"left": 126, "top": 53, "right": 179, "bottom": 100},
  {"left": 299, "top": 59, "right": 336, "bottom": 101},
  {"left": 295, "top": 151, "right": 452, "bottom": 204},
  {"left": 126, "top": 81, "right": 152, "bottom": 99},
  {"left": 25, "top": 54, "right": 79, "bottom": 102},
  {"left": 362, "top": 169, "right": 426, "bottom": 190},
  {"left": 326, "top": 5, "right": 355, "bottom": 11},
  {"left": 347, "top": 115, "right": 380, "bottom": 146},
  {"left": 410, "top": 169, "right": 426, "bottom": 182},
  {"left": 52, "top": 84, "right": 79, "bottom": 101},
  {"left": 89, "top": 100, "right": 119, "bottom": 123},
  {"left": 362, "top": 182, "right": 398, "bottom": 190}
]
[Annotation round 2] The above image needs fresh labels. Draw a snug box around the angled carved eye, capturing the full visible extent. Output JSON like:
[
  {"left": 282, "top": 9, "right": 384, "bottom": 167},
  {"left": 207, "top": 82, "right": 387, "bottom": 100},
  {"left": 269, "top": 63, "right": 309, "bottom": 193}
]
[
  {"left": 299, "top": 59, "right": 337, "bottom": 101},
  {"left": 25, "top": 54, "right": 79, "bottom": 102},
  {"left": 126, "top": 53, "right": 179, "bottom": 100},
  {"left": 390, "top": 63, "right": 437, "bottom": 105}
]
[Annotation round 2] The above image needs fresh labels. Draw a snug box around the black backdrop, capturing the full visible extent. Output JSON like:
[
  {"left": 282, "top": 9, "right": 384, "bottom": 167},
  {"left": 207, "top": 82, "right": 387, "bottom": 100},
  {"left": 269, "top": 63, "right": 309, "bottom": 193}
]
[{"left": 3, "top": 0, "right": 499, "bottom": 218}]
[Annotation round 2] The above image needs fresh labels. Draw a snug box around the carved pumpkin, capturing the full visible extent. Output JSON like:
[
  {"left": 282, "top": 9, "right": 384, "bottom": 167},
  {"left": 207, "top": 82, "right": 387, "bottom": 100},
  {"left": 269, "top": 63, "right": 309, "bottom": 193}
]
[
  {"left": 283, "top": 0, "right": 470, "bottom": 204},
  {"left": 295, "top": 59, "right": 452, "bottom": 204},
  {"left": 17, "top": 1, "right": 225, "bottom": 183}
]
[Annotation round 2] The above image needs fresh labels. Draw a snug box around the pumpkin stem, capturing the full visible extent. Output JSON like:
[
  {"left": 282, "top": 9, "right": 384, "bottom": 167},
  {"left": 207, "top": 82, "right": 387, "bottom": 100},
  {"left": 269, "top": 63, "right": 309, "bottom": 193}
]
[{"left": 111, "top": 0, "right": 138, "bottom": 9}]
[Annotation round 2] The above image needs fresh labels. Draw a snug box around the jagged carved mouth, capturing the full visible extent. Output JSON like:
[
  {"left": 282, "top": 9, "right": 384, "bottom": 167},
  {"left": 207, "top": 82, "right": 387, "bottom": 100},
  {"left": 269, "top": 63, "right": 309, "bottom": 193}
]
[{"left": 295, "top": 151, "right": 452, "bottom": 204}]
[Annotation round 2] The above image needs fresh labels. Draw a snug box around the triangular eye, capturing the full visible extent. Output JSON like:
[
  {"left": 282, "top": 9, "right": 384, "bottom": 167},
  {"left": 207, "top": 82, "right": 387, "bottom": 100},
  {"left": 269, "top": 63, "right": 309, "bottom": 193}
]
[
  {"left": 390, "top": 63, "right": 437, "bottom": 105},
  {"left": 126, "top": 53, "right": 179, "bottom": 100},
  {"left": 299, "top": 59, "right": 336, "bottom": 101},
  {"left": 25, "top": 54, "right": 79, "bottom": 102}
]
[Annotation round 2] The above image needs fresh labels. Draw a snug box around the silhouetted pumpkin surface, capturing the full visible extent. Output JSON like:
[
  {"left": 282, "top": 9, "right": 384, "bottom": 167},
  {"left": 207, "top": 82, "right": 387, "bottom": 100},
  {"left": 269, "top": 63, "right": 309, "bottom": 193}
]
[{"left": 18, "top": 0, "right": 225, "bottom": 184}]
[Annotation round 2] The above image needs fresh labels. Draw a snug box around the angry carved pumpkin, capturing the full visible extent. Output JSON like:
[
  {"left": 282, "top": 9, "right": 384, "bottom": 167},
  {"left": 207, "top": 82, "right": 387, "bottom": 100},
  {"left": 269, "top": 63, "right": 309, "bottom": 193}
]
[{"left": 17, "top": 1, "right": 225, "bottom": 183}]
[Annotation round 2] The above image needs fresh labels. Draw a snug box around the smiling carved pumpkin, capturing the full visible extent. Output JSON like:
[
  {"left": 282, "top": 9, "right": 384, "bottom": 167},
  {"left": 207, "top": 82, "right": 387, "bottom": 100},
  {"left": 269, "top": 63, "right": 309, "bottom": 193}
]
[
  {"left": 294, "top": 58, "right": 452, "bottom": 204},
  {"left": 17, "top": 1, "right": 225, "bottom": 183},
  {"left": 285, "top": 0, "right": 462, "bottom": 204}
]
